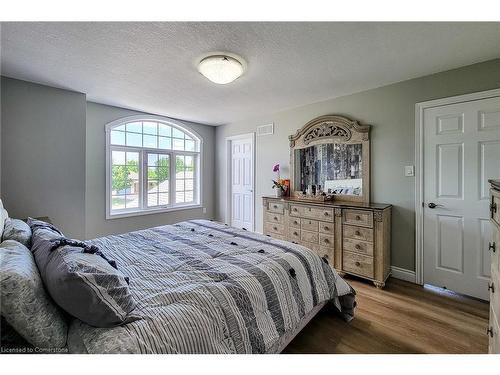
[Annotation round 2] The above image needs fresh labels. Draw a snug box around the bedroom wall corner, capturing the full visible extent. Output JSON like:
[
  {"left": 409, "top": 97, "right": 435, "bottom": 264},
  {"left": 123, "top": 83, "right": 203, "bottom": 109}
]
[{"left": 0, "top": 77, "right": 87, "bottom": 238}]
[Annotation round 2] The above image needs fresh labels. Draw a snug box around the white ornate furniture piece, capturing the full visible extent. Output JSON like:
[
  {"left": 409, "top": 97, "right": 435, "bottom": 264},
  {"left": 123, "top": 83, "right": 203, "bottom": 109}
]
[
  {"left": 263, "top": 115, "right": 392, "bottom": 288},
  {"left": 488, "top": 179, "right": 500, "bottom": 353}
]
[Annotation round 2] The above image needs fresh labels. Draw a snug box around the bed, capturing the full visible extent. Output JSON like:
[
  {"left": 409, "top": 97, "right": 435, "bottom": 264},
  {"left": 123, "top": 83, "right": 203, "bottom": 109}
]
[{"left": 65, "top": 219, "right": 355, "bottom": 354}]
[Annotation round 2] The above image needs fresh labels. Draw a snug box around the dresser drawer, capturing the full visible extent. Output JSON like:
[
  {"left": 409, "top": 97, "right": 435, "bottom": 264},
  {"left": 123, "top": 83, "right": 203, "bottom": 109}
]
[
  {"left": 301, "top": 230, "right": 319, "bottom": 244},
  {"left": 300, "top": 243, "right": 334, "bottom": 264},
  {"left": 301, "top": 218, "right": 319, "bottom": 232},
  {"left": 343, "top": 251, "right": 374, "bottom": 279},
  {"left": 308, "top": 246, "right": 334, "bottom": 264},
  {"left": 343, "top": 238, "right": 374, "bottom": 256},
  {"left": 289, "top": 204, "right": 303, "bottom": 216},
  {"left": 343, "top": 224, "right": 373, "bottom": 242},
  {"left": 289, "top": 217, "right": 301, "bottom": 228},
  {"left": 289, "top": 228, "right": 301, "bottom": 242},
  {"left": 490, "top": 267, "right": 500, "bottom": 323},
  {"left": 264, "top": 222, "right": 285, "bottom": 235},
  {"left": 492, "top": 193, "right": 500, "bottom": 228},
  {"left": 492, "top": 227, "right": 500, "bottom": 273},
  {"left": 267, "top": 201, "right": 285, "bottom": 214},
  {"left": 319, "top": 221, "right": 334, "bottom": 234},
  {"left": 265, "top": 212, "right": 284, "bottom": 224},
  {"left": 489, "top": 308, "right": 500, "bottom": 354},
  {"left": 320, "top": 247, "right": 334, "bottom": 264},
  {"left": 319, "top": 234, "right": 334, "bottom": 247},
  {"left": 304, "top": 206, "right": 334, "bottom": 222},
  {"left": 291, "top": 204, "right": 334, "bottom": 222},
  {"left": 343, "top": 209, "right": 373, "bottom": 228}
]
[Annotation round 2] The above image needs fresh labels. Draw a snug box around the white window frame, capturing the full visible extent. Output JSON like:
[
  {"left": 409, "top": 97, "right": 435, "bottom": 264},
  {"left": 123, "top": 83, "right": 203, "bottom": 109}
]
[{"left": 105, "top": 115, "right": 203, "bottom": 219}]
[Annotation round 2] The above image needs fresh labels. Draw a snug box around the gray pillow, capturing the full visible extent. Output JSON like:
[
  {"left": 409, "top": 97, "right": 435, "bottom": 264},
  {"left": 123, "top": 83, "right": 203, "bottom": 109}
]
[
  {"left": 3, "top": 218, "right": 32, "bottom": 248},
  {"left": 28, "top": 218, "right": 137, "bottom": 328},
  {"left": 0, "top": 239, "right": 68, "bottom": 348}
]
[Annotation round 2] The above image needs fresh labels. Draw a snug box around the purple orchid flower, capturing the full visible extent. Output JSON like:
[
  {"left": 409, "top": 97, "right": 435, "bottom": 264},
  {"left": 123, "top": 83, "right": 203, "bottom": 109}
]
[{"left": 272, "top": 164, "right": 280, "bottom": 172}]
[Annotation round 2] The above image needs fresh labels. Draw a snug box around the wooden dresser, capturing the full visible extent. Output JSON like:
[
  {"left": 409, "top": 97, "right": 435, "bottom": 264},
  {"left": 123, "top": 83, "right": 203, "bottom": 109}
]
[
  {"left": 488, "top": 179, "right": 500, "bottom": 353},
  {"left": 263, "top": 196, "right": 392, "bottom": 288}
]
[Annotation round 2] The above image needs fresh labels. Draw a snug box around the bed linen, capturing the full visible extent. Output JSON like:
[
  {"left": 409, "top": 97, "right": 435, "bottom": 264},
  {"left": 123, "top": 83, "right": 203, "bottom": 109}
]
[{"left": 67, "top": 219, "right": 355, "bottom": 354}]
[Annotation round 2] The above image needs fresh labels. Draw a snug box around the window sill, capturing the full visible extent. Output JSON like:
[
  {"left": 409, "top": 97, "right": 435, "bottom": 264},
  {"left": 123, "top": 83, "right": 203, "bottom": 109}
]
[{"left": 106, "top": 204, "right": 203, "bottom": 220}]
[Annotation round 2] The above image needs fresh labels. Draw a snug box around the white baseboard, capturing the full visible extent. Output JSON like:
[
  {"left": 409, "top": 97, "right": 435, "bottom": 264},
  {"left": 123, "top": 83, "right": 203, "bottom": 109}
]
[{"left": 391, "top": 266, "right": 416, "bottom": 283}]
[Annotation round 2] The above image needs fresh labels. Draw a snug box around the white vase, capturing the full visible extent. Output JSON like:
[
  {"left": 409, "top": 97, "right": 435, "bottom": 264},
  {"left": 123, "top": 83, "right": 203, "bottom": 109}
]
[{"left": 275, "top": 189, "right": 283, "bottom": 198}]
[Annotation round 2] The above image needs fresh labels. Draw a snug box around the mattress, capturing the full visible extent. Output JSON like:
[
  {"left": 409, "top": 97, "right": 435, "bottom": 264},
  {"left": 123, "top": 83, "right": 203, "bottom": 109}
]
[{"left": 67, "top": 220, "right": 355, "bottom": 354}]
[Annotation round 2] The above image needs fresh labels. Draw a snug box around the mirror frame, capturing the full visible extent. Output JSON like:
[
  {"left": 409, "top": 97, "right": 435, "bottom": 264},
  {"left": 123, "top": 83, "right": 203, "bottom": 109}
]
[{"left": 289, "top": 115, "right": 371, "bottom": 203}]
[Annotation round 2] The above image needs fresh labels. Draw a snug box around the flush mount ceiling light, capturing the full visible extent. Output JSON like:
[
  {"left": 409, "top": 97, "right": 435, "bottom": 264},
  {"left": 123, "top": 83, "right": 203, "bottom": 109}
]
[{"left": 197, "top": 54, "right": 245, "bottom": 84}]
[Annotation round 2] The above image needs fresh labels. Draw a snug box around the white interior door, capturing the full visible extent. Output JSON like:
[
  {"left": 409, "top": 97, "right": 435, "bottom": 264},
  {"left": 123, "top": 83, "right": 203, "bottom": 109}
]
[
  {"left": 423, "top": 95, "right": 500, "bottom": 300},
  {"left": 230, "top": 136, "right": 254, "bottom": 231}
]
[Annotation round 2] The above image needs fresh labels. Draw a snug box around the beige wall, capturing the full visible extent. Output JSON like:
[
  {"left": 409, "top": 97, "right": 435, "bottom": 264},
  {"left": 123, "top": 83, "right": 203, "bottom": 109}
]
[
  {"left": 85, "top": 102, "right": 215, "bottom": 239},
  {"left": 215, "top": 58, "right": 500, "bottom": 271},
  {"left": 1, "top": 77, "right": 87, "bottom": 237}
]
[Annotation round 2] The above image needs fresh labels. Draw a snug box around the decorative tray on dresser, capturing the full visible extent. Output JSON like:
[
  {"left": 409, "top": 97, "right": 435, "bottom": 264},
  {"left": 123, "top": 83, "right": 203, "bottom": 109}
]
[
  {"left": 263, "top": 114, "right": 392, "bottom": 288},
  {"left": 263, "top": 197, "right": 391, "bottom": 288},
  {"left": 488, "top": 179, "right": 500, "bottom": 354}
]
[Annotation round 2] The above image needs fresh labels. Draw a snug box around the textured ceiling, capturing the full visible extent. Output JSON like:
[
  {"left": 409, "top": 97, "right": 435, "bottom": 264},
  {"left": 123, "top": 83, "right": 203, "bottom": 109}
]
[{"left": 2, "top": 22, "right": 500, "bottom": 125}]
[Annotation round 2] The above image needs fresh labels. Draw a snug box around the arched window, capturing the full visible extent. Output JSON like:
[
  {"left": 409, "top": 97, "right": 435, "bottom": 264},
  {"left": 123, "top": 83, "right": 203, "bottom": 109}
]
[{"left": 105, "top": 116, "right": 202, "bottom": 218}]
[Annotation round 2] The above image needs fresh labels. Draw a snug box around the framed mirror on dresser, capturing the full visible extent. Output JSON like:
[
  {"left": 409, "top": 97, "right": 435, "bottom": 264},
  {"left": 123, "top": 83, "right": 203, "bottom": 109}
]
[{"left": 263, "top": 115, "right": 392, "bottom": 288}]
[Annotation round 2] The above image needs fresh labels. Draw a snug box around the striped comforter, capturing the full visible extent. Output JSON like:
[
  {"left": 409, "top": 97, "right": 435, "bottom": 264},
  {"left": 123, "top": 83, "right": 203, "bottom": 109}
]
[{"left": 67, "top": 220, "right": 355, "bottom": 354}]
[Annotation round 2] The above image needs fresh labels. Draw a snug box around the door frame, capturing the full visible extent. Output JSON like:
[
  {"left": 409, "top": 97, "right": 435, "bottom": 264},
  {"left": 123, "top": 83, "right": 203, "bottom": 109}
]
[
  {"left": 415, "top": 88, "right": 500, "bottom": 285},
  {"left": 225, "top": 132, "right": 256, "bottom": 231}
]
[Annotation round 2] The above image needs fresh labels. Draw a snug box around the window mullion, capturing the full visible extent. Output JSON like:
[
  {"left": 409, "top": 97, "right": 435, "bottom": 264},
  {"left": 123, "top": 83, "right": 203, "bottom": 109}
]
[
  {"left": 171, "top": 152, "right": 176, "bottom": 207},
  {"left": 140, "top": 150, "right": 145, "bottom": 210}
]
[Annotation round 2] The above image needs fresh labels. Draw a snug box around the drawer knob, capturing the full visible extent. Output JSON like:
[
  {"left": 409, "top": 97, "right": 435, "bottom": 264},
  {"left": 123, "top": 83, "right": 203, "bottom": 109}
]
[
  {"left": 293, "top": 231, "right": 298, "bottom": 236},
  {"left": 356, "top": 215, "right": 361, "bottom": 220},
  {"left": 324, "top": 226, "right": 329, "bottom": 231},
  {"left": 273, "top": 226, "right": 277, "bottom": 230},
  {"left": 355, "top": 230, "right": 361, "bottom": 236},
  {"left": 487, "top": 327, "right": 494, "bottom": 338},
  {"left": 489, "top": 242, "right": 496, "bottom": 253},
  {"left": 355, "top": 244, "right": 361, "bottom": 250},
  {"left": 294, "top": 221, "right": 299, "bottom": 225},
  {"left": 274, "top": 216, "right": 278, "bottom": 221},
  {"left": 488, "top": 283, "right": 495, "bottom": 293},
  {"left": 324, "top": 238, "right": 329, "bottom": 243},
  {"left": 273, "top": 205, "right": 278, "bottom": 209},
  {"left": 355, "top": 261, "right": 361, "bottom": 267},
  {"left": 293, "top": 208, "right": 298, "bottom": 212},
  {"left": 324, "top": 212, "right": 329, "bottom": 216}
]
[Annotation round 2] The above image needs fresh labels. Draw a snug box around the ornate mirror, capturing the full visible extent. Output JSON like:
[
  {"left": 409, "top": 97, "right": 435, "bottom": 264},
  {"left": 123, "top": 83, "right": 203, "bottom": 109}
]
[{"left": 289, "top": 115, "right": 370, "bottom": 203}]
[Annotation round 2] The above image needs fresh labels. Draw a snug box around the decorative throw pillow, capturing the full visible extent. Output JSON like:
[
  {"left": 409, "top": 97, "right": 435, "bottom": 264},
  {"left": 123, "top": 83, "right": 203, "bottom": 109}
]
[
  {"left": 0, "top": 239, "right": 68, "bottom": 348},
  {"left": 2, "top": 218, "right": 32, "bottom": 248},
  {"left": 28, "top": 218, "right": 138, "bottom": 328}
]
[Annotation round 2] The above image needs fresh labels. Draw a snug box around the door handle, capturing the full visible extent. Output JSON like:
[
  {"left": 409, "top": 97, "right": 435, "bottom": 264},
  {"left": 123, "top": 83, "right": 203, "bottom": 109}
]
[{"left": 427, "top": 202, "right": 443, "bottom": 209}]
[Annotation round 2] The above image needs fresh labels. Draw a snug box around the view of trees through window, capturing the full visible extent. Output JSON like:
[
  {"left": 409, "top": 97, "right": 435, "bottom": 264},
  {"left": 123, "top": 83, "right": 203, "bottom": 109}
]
[{"left": 108, "top": 119, "right": 200, "bottom": 214}]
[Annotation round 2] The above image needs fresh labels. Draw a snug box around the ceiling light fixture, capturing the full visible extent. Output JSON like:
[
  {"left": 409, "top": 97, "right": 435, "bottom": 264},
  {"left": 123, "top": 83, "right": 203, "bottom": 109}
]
[{"left": 197, "top": 54, "right": 245, "bottom": 84}]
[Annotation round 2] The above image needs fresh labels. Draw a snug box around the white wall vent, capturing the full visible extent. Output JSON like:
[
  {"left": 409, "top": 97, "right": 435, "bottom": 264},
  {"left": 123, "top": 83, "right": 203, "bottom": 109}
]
[{"left": 257, "top": 123, "right": 274, "bottom": 136}]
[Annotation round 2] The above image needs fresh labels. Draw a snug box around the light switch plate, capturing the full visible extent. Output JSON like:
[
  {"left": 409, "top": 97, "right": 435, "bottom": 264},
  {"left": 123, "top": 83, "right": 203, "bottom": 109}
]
[{"left": 404, "top": 165, "right": 414, "bottom": 177}]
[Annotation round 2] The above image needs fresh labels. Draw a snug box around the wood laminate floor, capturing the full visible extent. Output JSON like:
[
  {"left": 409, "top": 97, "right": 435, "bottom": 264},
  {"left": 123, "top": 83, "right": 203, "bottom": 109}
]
[{"left": 284, "top": 276, "right": 489, "bottom": 354}]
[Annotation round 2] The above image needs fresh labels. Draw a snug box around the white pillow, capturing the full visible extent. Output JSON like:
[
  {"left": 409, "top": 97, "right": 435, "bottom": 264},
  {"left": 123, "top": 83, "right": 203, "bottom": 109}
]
[{"left": 0, "top": 199, "right": 9, "bottom": 239}]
